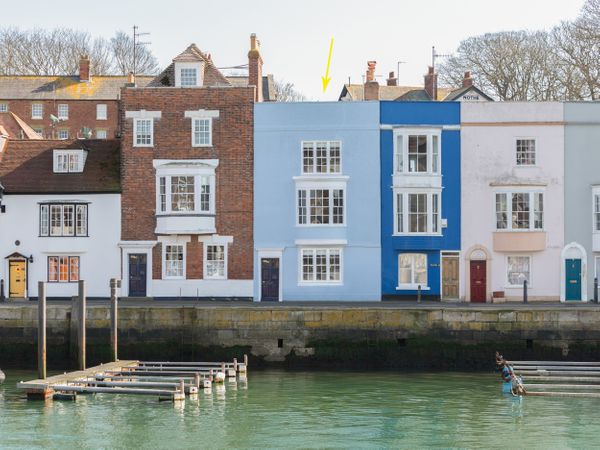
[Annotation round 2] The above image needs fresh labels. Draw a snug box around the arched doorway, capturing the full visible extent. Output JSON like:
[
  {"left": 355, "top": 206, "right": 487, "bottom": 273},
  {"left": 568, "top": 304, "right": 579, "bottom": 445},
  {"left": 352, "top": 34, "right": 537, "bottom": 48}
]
[
  {"left": 465, "top": 246, "right": 491, "bottom": 303},
  {"left": 561, "top": 242, "right": 587, "bottom": 302}
]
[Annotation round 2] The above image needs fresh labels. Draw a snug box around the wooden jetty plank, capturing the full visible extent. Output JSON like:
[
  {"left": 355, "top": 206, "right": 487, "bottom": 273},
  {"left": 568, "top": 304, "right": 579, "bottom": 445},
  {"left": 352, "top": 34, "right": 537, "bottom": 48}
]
[
  {"left": 115, "top": 370, "right": 217, "bottom": 376},
  {"left": 508, "top": 361, "right": 600, "bottom": 366},
  {"left": 523, "top": 384, "right": 600, "bottom": 390},
  {"left": 521, "top": 376, "right": 600, "bottom": 383},
  {"left": 134, "top": 365, "right": 232, "bottom": 371},
  {"left": 517, "top": 370, "right": 600, "bottom": 377},
  {"left": 17, "top": 361, "right": 138, "bottom": 391},
  {"left": 52, "top": 384, "right": 176, "bottom": 397},
  {"left": 139, "top": 361, "right": 236, "bottom": 367},
  {"left": 526, "top": 391, "right": 600, "bottom": 398},
  {"left": 513, "top": 365, "right": 600, "bottom": 371}
]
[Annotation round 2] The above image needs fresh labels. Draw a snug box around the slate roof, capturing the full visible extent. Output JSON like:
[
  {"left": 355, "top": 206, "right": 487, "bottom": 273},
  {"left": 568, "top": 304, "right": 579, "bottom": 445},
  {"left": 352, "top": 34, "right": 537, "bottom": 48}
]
[
  {"left": 339, "top": 84, "right": 454, "bottom": 101},
  {"left": 0, "top": 75, "right": 154, "bottom": 100},
  {"left": 226, "top": 74, "right": 276, "bottom": 101},
  {"left": 148, "top": 44, "right": 231, "bottom": 87},
  {"left": 395, "top": 89, "right": 433, "bottom": 101},
  {"left": 443, "top": 85, "right": 494, "bottom": 102},
  {"left": 0, "top": 139, "right": 120, "bottom": 194}
]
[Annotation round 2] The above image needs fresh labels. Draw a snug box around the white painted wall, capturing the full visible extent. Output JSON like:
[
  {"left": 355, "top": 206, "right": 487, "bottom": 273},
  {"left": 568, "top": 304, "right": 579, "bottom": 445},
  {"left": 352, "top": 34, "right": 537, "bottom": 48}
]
[
  {"left": 461, "top": 102, "right": 564, "bottom": 301},
  {"left": 0, "top": 194, "right": 121, "bottom": 298}
]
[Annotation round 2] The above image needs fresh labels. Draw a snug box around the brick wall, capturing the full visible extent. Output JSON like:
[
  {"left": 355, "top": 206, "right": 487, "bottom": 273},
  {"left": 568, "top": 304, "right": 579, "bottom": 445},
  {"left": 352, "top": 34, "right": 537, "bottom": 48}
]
[
  {"left": 0, "top": 99, "right": 120, "bottom": 139},
  {"left": 120, "top": 86, "right": 254, "bottom": 281}
]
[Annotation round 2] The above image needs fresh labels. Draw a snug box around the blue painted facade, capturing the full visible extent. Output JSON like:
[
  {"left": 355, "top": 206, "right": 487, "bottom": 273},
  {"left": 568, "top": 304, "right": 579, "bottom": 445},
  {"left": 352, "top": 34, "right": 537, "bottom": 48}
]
[
  {"left": 380, "top": 101, "right": 461, "bottom": 298},
  {"left": 254, "top": 102, "right": 381, "bottom": 301}
]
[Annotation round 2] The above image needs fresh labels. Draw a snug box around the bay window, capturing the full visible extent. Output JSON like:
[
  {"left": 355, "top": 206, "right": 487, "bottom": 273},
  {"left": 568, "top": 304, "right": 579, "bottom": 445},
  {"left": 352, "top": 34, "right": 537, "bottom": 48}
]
[
  {"left": 297, "top": 188, "right": 344, "bottom": 225},
  {"left": 495, "top": 191, "right": 544, "bottom": 231},
  {"left": 394, "top": 191, "right": 441, "bottom": 235},
  {"left": 300, "top": 248, "right": 342, "bottom": 283},
  {"left": 398, "top": 253, "right": 427, "bottom": 288},
  {"left": 157, "top": 175, "right": 213, "bottom": 214},
  {"left": 394, "top": 129, "right": 441, "bottom": 175}
]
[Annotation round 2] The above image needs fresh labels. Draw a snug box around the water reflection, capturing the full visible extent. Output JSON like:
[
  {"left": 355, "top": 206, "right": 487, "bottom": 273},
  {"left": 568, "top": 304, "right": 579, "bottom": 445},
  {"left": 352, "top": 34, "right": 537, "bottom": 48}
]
[{"left": 1, "top": 370, "right": 600, "bottom": 448}]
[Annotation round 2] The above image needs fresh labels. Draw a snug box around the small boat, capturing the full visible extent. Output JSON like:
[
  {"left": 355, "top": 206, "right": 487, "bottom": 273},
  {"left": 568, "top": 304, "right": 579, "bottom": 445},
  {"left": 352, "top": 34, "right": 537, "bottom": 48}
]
[{"left": 0, "top": 369, "right": 5, "bottom": 384}]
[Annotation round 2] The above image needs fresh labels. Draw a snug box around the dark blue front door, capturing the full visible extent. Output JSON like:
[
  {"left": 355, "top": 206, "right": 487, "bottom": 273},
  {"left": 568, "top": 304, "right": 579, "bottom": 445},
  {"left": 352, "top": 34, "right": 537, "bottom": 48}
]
[
  {"left": 565, "top": 259, "right": 581, "bottom": 301},
  {"left": 129, "top": 253, "right": 147, "bottom": 297}
]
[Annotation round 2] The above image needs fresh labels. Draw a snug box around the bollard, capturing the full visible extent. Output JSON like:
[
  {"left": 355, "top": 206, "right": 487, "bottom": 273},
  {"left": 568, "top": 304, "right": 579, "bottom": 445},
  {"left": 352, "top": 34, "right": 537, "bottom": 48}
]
[
  {"left": 0, "top": 279, "right": 5, "bottom": 302},
  {"left": 523, "top": 279, "right": 528, "bottom": 304},
  {"left": 417, "top": 285, "right": 422, "bottom": 303},
  {"left": 194, "top": 373, "right": 201, "bottom": 390},
  {"left": 38, "top": 282, "right": 47, "bottom": 379},
  {"left": 110, "top": 278, "right": 119, "bottom": 362},
  {"left": 78, "top": 280, "right": 86, "bottom": 370},
  {"left": 595, "top": 278, "right": 598, "bottom": 304},
  {"left": 244, "top": 354, "right": 248, "bottom": 368}
]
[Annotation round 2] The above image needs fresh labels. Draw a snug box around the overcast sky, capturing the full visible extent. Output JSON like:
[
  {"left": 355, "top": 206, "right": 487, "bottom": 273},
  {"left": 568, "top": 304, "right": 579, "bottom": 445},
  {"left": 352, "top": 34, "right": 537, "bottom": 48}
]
[{"left": 11, "top": 0, "right": 586, "bottom": 100}]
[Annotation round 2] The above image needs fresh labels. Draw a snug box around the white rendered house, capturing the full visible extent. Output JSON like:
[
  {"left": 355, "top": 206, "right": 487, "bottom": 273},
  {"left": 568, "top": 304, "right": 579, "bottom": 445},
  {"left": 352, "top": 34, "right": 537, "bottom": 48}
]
[{"left": 0, "top": 140, "right": 121, "bottom": 299}]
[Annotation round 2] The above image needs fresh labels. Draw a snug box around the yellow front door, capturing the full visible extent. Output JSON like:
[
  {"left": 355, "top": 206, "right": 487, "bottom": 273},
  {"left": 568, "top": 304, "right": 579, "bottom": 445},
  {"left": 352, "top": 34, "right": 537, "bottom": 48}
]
[{"left": 9, "top": 261, "right": 26, "bottom": 297}]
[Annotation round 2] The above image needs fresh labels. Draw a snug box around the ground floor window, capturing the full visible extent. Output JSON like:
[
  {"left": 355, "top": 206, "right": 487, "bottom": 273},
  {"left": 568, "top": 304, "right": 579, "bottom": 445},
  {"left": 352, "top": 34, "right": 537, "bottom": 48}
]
[
  {"left": 48, "top": 256, "right": 79, "bottom": 282},
  {"left": 398, "top": 253, "right": 427, "bottom": 288},
  {"left": 205, "top": 244, "right": 227, "bottom": 279},
  {"left": 507, "top": 255, "right": 530, "bottom": 286},
  {"left": 300, "top": 248, "right": 342, "bottom": 283},
  {"left": 164, "top": 245, "right": 184, "bottom": 278}
]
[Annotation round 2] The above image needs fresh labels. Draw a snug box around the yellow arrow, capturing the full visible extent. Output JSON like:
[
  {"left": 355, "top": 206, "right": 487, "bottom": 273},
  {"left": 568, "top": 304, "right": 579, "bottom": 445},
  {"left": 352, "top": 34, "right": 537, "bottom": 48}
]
[{"left": 321, "top": 38, "right": 334, "bottom": 93}]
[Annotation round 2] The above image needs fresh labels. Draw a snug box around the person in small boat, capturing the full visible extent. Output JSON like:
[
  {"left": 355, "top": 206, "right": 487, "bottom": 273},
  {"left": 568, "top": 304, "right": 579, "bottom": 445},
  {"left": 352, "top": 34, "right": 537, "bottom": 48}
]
[{"left": 496, "top": 352, "right": 514, "bottom": 382}]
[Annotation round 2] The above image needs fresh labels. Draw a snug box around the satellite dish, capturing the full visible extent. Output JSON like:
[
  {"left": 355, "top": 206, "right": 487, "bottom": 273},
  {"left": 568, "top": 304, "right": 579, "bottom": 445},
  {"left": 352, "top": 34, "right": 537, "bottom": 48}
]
[
  {"left": 50, "top": 114, "right": 60, "bottom": 123},
  {"left": 81, "top": 127, "right": 92, "bottom": 139}
]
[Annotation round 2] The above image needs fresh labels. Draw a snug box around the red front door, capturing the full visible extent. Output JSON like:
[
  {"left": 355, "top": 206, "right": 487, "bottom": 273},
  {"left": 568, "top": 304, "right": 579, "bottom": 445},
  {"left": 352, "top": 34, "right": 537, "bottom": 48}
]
[{"left": 470, "top": 260, "right": 486, "bottom": 303}]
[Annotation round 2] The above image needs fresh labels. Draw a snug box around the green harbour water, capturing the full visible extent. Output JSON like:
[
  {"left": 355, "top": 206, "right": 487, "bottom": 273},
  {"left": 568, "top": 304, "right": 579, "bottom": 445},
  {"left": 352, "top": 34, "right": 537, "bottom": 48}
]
[{"left": 0, "top": 369, "right": 599, "bottom": 449}]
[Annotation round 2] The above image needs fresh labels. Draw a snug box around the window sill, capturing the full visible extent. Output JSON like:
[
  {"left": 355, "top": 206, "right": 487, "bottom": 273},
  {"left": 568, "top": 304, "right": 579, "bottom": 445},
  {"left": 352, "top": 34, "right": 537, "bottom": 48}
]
[
  {"left": 494, "top": 229, "right": 545, "bottom": 233},
  {"left": 97, "top": 117, "right": 108, "bottom": 121},
  {"left": 163, "top": 276, "right": 185, "bottom": 280},
  {"left": 205, "top": 276, "right": 227, "bottom": 280},
  {"left": 504, "top": 285, "right": 530, "bottom": 289},
  {"left": 296, "top": 224, "right": 346, "bottom": 228},
  {"left": 298, "top": 282, "right": 343, "bottom": 287},
  {"left": 396, "top": 285, "right": 430, "bottom": 291},
  {"left": 192, "top": 144, "right": 213, "bottom": 148},
  {"left": 133, "top": 144, "right": 154, "bottom": 148},
  {"left": 393, "top": 233, "right": 442, "bottom": 237}
]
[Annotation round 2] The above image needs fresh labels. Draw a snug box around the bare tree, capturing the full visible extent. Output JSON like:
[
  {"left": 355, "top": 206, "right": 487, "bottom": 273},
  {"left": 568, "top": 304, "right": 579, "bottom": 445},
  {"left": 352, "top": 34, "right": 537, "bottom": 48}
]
[
  {"left": 111, "top": 31, "right": 158, "bottom": 75},
  {"left": 273, "top": 79, "right": 306, "bottom": 102},
  {"left": 0, "top": 27, "right": 158, "bottom": 76}
]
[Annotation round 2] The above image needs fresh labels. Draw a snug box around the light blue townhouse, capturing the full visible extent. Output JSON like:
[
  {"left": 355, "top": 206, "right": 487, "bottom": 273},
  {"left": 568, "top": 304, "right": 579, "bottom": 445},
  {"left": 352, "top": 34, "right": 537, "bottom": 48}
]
[
  {"left": 254, "top": 102, "right": 381, "bottom": 301},
  {"left": 380, "top": 102, "right": 461, "bottom": 300}
]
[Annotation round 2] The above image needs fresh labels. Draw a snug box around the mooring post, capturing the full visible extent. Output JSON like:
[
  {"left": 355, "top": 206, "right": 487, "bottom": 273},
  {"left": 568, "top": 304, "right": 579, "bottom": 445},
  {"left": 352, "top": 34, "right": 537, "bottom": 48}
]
[
  {"left": 595, "top": 277, "right": 598, "bottom": 304},
  {"left": 233, "top": 358, "right": 238, "bottom": 372},
  {"left": 110, "top": 278, "right": 119, "bottom": 362},
  {"left": 417, "top": 285, "right": 422, "bottom": 303},
  {"left": 244, "top": 354, "right": 248, "bottom": 368},
  {"left": 38, "top": 281, "right": 47, "bottom": 380},
  {"left": 194, "top": 373, "right": 201, "bottom": 390},
  {"left": 78, "top": 280, "right": 86, "bottom": 371},
  {"left": 523, "top": 280, "right": 528, "bottom": 304}
]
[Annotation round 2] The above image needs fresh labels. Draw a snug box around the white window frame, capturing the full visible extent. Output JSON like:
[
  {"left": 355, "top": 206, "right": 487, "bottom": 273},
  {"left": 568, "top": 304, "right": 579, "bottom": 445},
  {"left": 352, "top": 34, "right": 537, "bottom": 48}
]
[
  {"left": 397, "top": 253, "right": 429, "bottom": 290},
  {"left": 506, "top": 255, "right": 531, "bottom": 288},
  {"left": 515, "top": 137, "right": 536, "bottom": 166},
  {"left": 175, "top": 62, "right": 204, "bottom": 87},
  {"left": 192, "top": 118, "right": 212, "bottom": 147},
  {"left": 57, "top": 104, "right": 69, "bottom": 120},
  {"left": 494, "top": 190, "right": 544, "bottom": 232},
  {"left": 57, "top": 129, "right": 69, "bottom": 140},
  {"left": 53, "top": 150, "right": 85, "bottom": 173},
  {"left": 156, "top": 174, "right": 215, "bottom": 215},
  {"left": 593, "top": 187, "right": 600, "bottom": 234},
  {"left": 162, "top": 244, "right": 186, "bottom": 279},
  {"left": 96, "top": 129, "right": 107, "bottom": 139},
  {"left": 32, "top": 103, "right": 43, "bottom": 119},
  {"left": 298, "top": 247, "right": 343, "bottom": 285},
  {"left": 393, "top": 190, "right": 441, "bottom": 235},
  {"left": 40, "top": 203, "right": 88, "bottom": 237},
  {"left": 296, "top": 187, "right": 346, "bottom": 226},
  {"left": 134, "top": 118, "right": 154, "bottom": 147},
  {"left": 0, "top": 103, "right": 8, "bottom": 112},
  {"left": 96, "top": 104, "right": 107, "bottom": 120},
  {"left": 180, "top": 68, "right": 198, "bottom": 87},
  {"left": 393, "top": 128, "right": 442, "bottom": 175},
  {"left": 204, "top": 244, "right": 228, "bottom": 280},
  {"left": 301, "top": 141, "right": 342, "bottom": 175}
]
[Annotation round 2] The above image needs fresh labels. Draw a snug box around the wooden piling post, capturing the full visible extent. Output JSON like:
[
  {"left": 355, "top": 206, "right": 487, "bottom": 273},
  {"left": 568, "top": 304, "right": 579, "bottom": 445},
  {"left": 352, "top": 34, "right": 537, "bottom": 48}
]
[
  {"left": 38, "top": 281, "right": 46, "bottom": 380},
  {"left": 194, "top": 373, "right": 201, "bottom": 390},
  {"left": 233, "top": 358, "right": 238, "bottom": 372},
  {"left": 78, "top": 280, "right": 86, "bottom": 371},
  {"left": 110, "top": 278, "right": 118, "bottom": 362}
]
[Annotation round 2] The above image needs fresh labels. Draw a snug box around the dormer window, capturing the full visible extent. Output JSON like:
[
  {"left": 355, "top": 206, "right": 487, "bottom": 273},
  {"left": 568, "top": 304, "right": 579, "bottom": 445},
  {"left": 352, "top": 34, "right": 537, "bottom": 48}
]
[
  {"left": 174, "top": 62, "right": 204, "bottom": 87},
  {"left": 53, "top": 149, "right": 86, "bottom": 173}
]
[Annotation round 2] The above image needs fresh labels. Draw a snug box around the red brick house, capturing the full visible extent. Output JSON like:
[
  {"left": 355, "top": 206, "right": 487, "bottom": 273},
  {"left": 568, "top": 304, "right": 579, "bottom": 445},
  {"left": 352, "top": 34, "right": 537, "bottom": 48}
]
[
  {"left": 0, "top": 56, "right": 153, "bottom": 140},
  {"left": 118, "top": 35, "right": 264, "bottom": 299}
]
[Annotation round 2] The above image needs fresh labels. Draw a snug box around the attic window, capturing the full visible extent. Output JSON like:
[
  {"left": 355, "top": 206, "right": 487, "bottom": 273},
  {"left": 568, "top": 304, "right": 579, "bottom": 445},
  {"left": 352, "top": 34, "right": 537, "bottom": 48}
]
[
  {"left": 180, "top": 68, "right": 197, "bottom": 87},
  {"left": 53, "top": 149, "right": 86, "bottom": 173},
  {"left": 174, "top": 62, "right": 204, "bottom": 87}
]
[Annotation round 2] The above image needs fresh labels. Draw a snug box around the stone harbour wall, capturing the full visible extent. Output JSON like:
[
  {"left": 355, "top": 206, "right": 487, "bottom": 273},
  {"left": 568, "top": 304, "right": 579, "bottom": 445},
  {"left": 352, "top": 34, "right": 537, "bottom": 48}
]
[{"left": 2, "top": 304, "right": 600, "bottom": 370}]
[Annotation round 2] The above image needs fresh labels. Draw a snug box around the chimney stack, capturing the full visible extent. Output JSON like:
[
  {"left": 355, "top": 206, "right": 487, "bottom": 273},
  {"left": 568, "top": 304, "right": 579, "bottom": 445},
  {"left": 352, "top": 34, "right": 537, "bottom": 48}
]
[
  {"left": 79, "top": 55, "right": 90, "bottom": 82},
  {"left": 364, "top": 61, "right": 379, "bottom": 101},
  {"left": 248, "top": 33, "right": 263, "bottom": 102},
  {"left": 463, "top": 71, "right": 473, "bottom": 88},
  {"left": 125, "top": 71, "right": 136, "bottom": 87},
  {"left": 424, "top": 66, "right": 438, "bottom": 101},
  {"left": 386, "top": 71, "right": 397, "bottom": 87}
]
